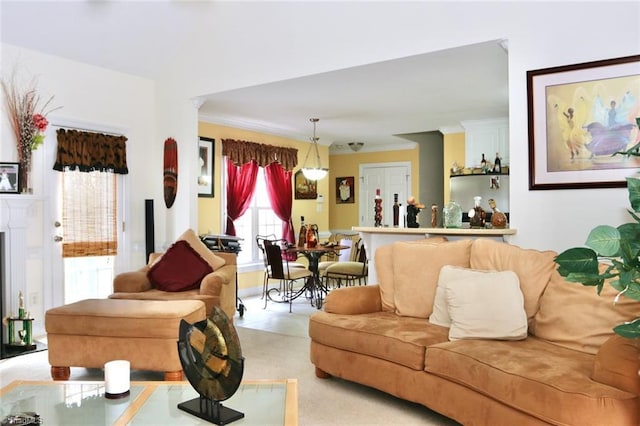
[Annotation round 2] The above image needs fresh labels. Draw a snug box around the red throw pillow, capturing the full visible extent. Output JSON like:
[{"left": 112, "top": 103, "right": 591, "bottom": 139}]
[{"left": 147, "top": 240, "right": 213, "bottom": 292}]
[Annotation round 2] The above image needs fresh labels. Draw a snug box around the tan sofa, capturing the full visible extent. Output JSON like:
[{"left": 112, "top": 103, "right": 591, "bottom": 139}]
[
  {"left": 109, "top": 229, "right": 237, "bottom": 319},
  {"left": 309, "top": 238, "right": 640, "bottom": 426}
]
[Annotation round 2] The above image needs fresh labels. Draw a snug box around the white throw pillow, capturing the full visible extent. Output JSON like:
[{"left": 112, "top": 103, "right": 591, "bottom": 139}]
[{"left": 429, "top": 265, "right": 528, "bottom": 341}]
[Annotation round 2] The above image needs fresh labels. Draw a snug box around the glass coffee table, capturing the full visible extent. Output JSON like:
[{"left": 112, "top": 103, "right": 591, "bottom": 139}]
[{"left": 0, "top": 379, "right": 298, "bottom": 425}]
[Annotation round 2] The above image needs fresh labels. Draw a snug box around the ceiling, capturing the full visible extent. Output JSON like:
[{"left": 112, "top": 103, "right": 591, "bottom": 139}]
[{"left": 1, "top": 2, "right": 509, "bottom": 154}]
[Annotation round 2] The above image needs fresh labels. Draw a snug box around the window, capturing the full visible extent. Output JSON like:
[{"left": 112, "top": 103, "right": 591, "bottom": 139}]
[{"left": 233, "top": 167, "right": 279, "bottom": 265}]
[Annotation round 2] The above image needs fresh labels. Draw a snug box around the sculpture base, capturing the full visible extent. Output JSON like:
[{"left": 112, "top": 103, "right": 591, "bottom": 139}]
[{"left": 178, "top": 397, "right": 244, "bottom": 425}]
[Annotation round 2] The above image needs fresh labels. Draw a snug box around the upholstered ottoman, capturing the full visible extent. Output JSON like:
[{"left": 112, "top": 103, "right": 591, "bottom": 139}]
[{"left": 45, "top": 298, "right": 206, "bottom": 381}]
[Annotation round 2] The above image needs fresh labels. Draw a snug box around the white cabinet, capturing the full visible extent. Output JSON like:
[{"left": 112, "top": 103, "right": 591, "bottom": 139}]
[{"left": 461, "top": 118, "right": 509, "bottom": 168}]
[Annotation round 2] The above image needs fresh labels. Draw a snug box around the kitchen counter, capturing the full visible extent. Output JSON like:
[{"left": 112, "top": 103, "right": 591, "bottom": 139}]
[{"left": 353, "top": 226, "right": 517, "bottom": 283}]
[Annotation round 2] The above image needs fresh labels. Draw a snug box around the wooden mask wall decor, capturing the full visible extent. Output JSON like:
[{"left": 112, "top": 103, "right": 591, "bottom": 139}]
[{"left": 163, "top": 137, "right": 178, "bottom": 208}]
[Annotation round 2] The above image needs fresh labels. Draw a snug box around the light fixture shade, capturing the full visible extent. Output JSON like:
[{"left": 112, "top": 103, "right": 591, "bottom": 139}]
[
  {"left": 301, "top": 118, "right": 328, "bottom": 180},
  {"left": 302, "top": 167, "right": 328, "bottom": 181},
  {"left": 348, "top": 142, "right": 364, "bottom": 152}
]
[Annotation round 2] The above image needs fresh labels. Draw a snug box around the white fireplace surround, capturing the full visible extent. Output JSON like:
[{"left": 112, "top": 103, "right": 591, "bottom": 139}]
[{"left": 0, "top": 195, "right": 43, "bottom": 322}]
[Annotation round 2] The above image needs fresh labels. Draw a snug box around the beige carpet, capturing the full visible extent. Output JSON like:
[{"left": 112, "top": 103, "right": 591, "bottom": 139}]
[
  {"left": 236, "top": 326, "right": 459, "bottom": 425},
  {"left": 0, "top": 293, "right": 459, "bottom": 425}
]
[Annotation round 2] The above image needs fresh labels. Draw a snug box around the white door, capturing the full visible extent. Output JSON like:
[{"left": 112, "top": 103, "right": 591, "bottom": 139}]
[
  {"left": 44, "top": 123, "right": 126, "bottom": 307},
  {"left": 359, "top": 162, "right": 411, "bottom": 227}
]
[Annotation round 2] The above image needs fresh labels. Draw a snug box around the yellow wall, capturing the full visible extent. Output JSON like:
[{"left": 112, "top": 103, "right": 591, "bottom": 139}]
[
  {"left": 328, "top": 147, "right": 420, "bottom": 231},
  {"left": 197, "top": 122, "right": 330, "bottom": 237},
  {"left": 443, "top": 132, "right": 465, "bottom": 205}
]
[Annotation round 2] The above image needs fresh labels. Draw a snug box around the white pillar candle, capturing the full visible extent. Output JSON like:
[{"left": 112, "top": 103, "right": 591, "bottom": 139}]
[{"left": 104, "top": 360, "right": 130, "bottom": 399}]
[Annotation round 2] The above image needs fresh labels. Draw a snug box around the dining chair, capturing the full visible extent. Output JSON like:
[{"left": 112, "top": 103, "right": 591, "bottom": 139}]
[
  {"left": 263, "top": 243, "right": 313, "bottom": 312},
  {"left": 319, "top": 234, "right": 360, "bottom": 288},
  {"left": 322, "top": 240, "right": 368, "bottom": 288},
  {"left": 256, "top": 234, "right": 307, "bottom": 299}
]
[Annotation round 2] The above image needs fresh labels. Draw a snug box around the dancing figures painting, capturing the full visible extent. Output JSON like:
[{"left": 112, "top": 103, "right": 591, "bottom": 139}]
[{"left": 528, "top": 55, "right": 640, "bottom": 189}]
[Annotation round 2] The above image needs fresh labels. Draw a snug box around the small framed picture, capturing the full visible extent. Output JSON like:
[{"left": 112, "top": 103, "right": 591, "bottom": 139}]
[
  {"left": 198, "top": 137, "right": 214, "bottom": 197},
  {"left": 0, "top": 162, "right": 20, "bottom": 194},
  {"left": 336, "top": 176, "right": 355, "bottom": 203},
  {"left": 294, "top": 170, "right": 317, "bottom": 200}
]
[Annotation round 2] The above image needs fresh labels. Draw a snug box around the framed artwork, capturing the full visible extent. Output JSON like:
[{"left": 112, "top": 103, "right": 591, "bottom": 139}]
[
  {"left": 335, "top": 176, "right": 355, "bottom": 203},
  {"left": 0, "top": 162, "right": 20, "bottom": 194},
  {"left": 294, "top": 170, "right": 317, "bottom": 199},
  {"left": 527, "top": 54, "right": 640, "bottom": 190},
  {"left": 198, "top": 137, "right": 214, "bottom": 197}
]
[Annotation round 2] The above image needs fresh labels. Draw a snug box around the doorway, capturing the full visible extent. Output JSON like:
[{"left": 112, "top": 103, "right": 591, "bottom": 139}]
[{"left": 359, "top": 162, "right": 411, "bottom": 227}]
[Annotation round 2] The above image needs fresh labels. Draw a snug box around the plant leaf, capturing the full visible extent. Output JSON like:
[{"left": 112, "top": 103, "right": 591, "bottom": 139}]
[
  {"left": 627, "top": 177, "right": 640, "bottom": 212},
  {"left": 585, "top": 225, "right": 620, "bottom": 256},
  {"left": 555, "top": 248, "right": 599, "bottom": 277},
  {"left": 614, "top": 318, "right": 640, "bottom": 339}
]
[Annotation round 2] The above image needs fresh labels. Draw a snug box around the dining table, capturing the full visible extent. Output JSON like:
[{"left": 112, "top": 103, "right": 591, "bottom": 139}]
[{"left": 285, "top": 244, "right": 349, "bottom": 309}]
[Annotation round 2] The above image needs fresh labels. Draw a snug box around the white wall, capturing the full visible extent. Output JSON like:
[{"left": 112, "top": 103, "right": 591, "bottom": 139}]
[
  {"left": 0, "top": 44, "right": 159, "bottom": 323},
  {"left": 1, "top": 2, "right": 639, "bottom": 319},
  {"left": 159, "top": 1, "right": 640, "bottom": 253}
]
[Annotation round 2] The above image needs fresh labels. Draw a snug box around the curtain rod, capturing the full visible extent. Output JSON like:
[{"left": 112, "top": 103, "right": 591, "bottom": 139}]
[
  {"left": 50, "top": 118, "right": 127, "bottom": 137},
  {"left": 57, "top": 125, "right": 125, "bottom": 138}
]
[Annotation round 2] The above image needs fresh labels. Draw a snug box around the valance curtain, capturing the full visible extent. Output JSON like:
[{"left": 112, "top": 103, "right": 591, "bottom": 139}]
[
  {"left": 225, "top": 158, "right": 259, "bottom": 236},
  {"left": 264, "top": 162, "right": 295, "bottom": 246},
  {"left": 53, "top": 128, "right": 128, "bottom": 174},
  {"left": 222, "top": 139, "right": 297, "bottom": 171}
]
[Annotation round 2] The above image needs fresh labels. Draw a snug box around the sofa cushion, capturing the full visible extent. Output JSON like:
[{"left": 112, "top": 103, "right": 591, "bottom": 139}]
[
  {"left": 375, "top": 237, "right": 450, "bottom": 313},
  {"left": 309, "top": 311, "right": 448, "bottom": 370},
  {"left": 392, "top": 239, "right": 472, "bottom": 318},
  {"left": 533, "top": 268, "right": 640, "bottom": 355},
  {"left": 425, "top": 337, "right": 637, "bottom": 426},
  {"left": 430, "top": 265, "right": 527, "bottom": 340},
  {"left": 148, "top": 240, "right": 213, "bottom": 292},
  {"left": 469, "top": 239, "right": 556, "bottom": 323}
]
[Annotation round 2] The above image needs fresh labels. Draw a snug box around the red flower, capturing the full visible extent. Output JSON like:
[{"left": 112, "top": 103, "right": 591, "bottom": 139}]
[{"left": 33, "top": 114, "right": 48, "bottom": 131}]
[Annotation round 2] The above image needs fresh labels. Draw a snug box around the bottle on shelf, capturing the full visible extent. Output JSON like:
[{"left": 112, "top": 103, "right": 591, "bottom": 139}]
[
  {"left": 393, "top": 193, "right": 399, "bottom": 227},
  {"left": 493, "top": 153, "right": 502, "bottom": 173},
  {"left": 480, "top": 153, "right": 487, "bottom": 172},
  {"left": 297, "top": 216, "right": 306, "bottom": 247},
  {"left": 468, "top": 195, "right": 486, "bottom": 228}
]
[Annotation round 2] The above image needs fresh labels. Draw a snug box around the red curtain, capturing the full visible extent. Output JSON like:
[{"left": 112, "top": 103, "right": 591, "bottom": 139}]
[
  {"left": 264, "top": 162, "right": 295, "bottom": 244},
  {"left": 225, "top": 158, "right": 258, "bottom": 236}
]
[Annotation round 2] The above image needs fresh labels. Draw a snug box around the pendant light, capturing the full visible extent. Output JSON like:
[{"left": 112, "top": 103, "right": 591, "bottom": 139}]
[{"left": 301, "top": 118, "right": 328, "bottom": 180}]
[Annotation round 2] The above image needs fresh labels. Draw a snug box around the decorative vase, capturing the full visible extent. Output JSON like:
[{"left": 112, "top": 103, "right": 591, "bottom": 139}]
[
  {"left": 374, "top": 189, "right": 382, "bottom": 227},
  {"left": 431, "top": 204, "right": 438, "bottom": 227},
  {"left": 19, "top": 152, "right": 33, "bottom": 194},
  {"left": 489, "top": 198, "right": 508, "bottom": 229},
  {"left": 443, "top": 201, "right": 462, "bottom": 228}
]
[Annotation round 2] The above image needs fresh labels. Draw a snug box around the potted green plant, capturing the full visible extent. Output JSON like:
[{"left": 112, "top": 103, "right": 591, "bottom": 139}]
[{"left": 555, "top": 118, "right": 640, "bottom": 338}]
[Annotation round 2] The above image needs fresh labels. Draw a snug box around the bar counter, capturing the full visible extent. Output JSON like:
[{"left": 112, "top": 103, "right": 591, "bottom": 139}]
[{"left": 353, "top": 226, "right": 517, "bottom": 283}]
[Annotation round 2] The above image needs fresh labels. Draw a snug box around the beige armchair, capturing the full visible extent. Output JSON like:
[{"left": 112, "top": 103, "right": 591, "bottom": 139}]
[{"left": 109, "top": 229, "right": 238, "bottom": 320}]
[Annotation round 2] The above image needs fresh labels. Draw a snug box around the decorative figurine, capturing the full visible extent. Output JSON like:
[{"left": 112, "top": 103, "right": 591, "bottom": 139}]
[
  {"left": 468, "top": 195, "right": 486, "bottom": 228},
  {"left": 18, "top": 291, "right": 25, "bottom": 319},
  {"left": 406, "top": 196, "right": 425, "bottom": 228}
]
